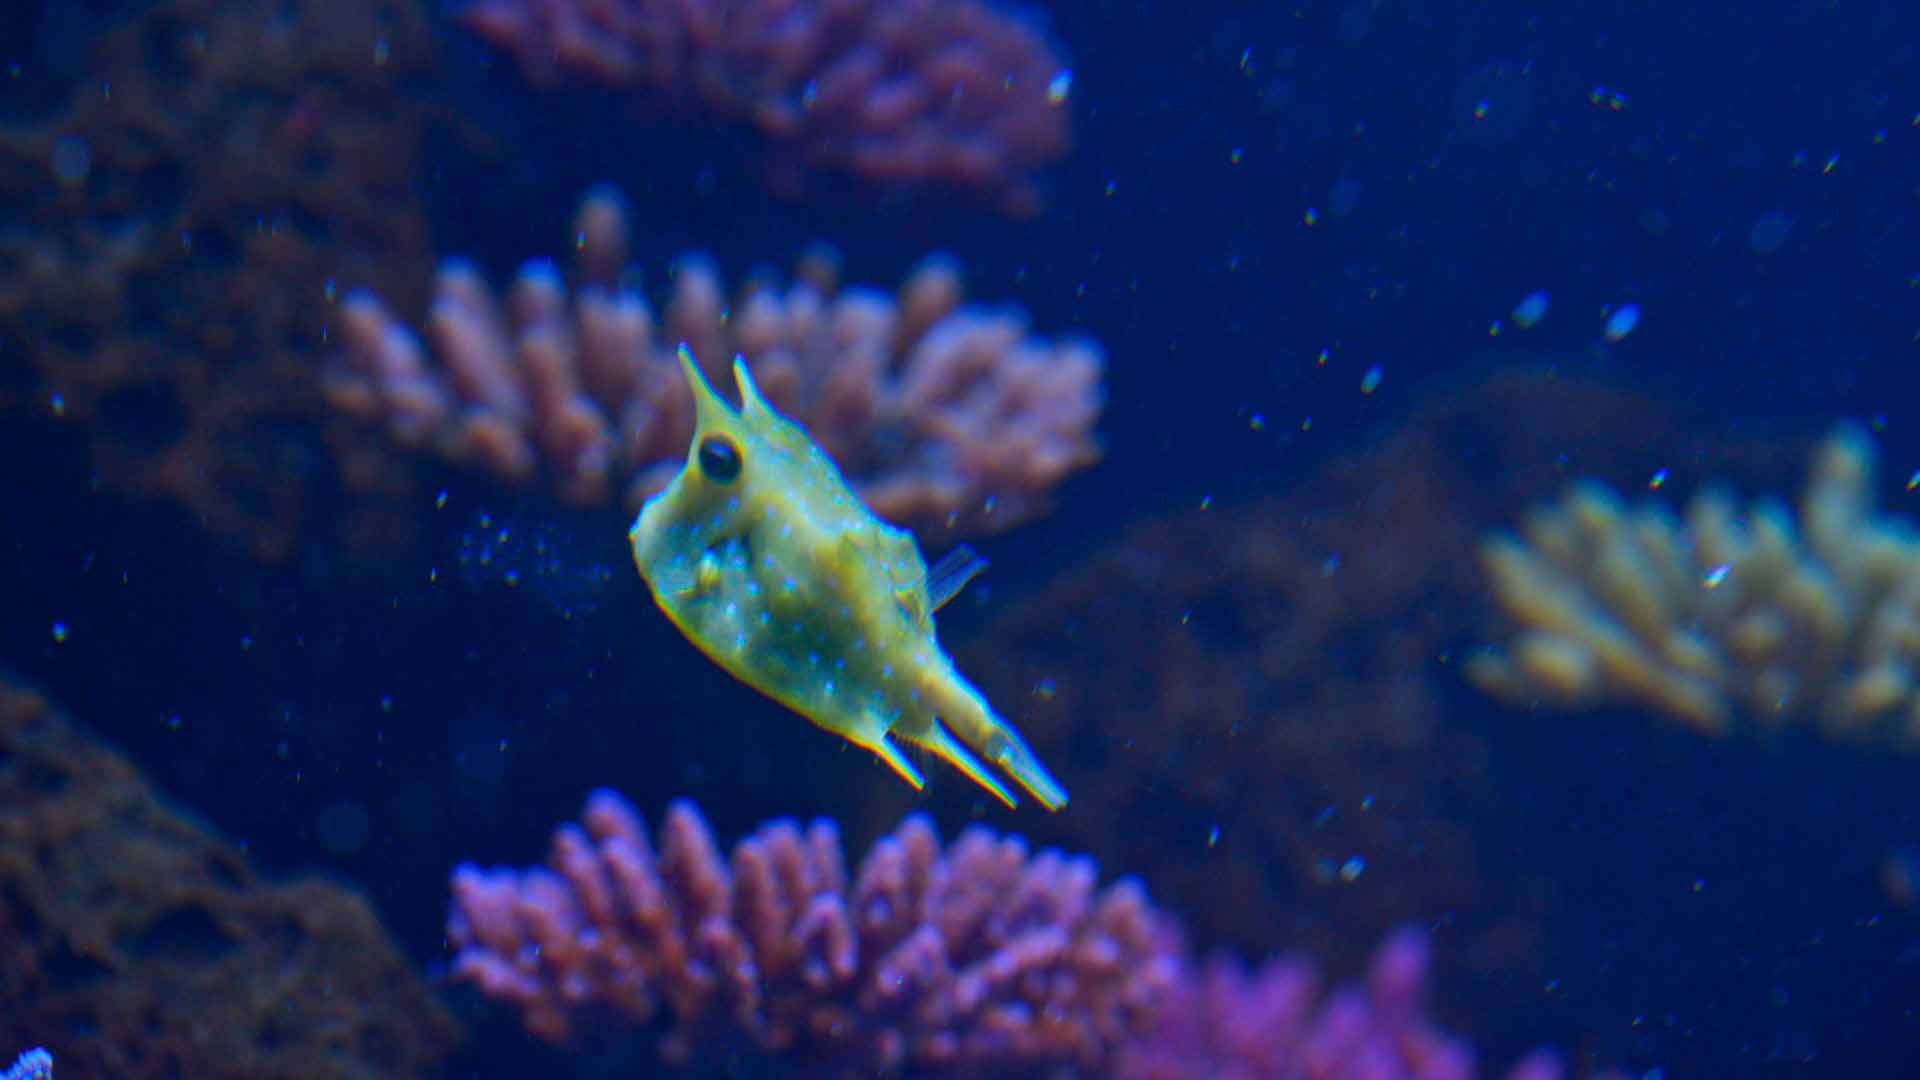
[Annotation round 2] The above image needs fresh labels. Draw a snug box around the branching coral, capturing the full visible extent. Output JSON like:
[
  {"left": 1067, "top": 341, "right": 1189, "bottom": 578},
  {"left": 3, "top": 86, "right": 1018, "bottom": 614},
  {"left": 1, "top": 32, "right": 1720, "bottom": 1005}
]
[
  {"left": 448, "top": 791, "right": 1569, "bottom": 1077},
  {"left": 1469, "top": 423, "right": 1920, "bottom": 745},
  {"left": 0, "top": 1049, "right": 50, "bottom": 1080},
  {"left": 456, "top": 0, "right": 1073, "bottom": 211},
  {"left": 447, "top": 789, "right": 1179, "bottom": 1071},
  {"left": 1119, "top": 930, "right": 1567, "bottom": 1080},
  {"left": 329, "top": 185, "right": 1104, "bottom": 541}
]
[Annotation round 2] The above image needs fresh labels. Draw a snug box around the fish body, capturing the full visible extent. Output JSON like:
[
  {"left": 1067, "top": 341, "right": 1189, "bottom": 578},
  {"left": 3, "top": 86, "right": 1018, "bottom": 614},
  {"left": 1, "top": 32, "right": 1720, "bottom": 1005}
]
[{"left": 628, "top": 346, "right": 1068, "bottom": 810}]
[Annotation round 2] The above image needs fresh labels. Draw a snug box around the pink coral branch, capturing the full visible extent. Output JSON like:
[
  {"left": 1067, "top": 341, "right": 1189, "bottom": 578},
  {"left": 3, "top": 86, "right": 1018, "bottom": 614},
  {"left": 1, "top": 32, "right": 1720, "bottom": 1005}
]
[
  {"left": 457, "top": 0, "right": 1073, "bottom": 211},
  {"left": 448, "top": 792, "right": 1573, "bottom": 1076},
  {"left": 326, "top": 185, "right": 1103, "bottom": 540},
  {"left": 1117, "top": 930, "right": 1570, "bottom": 1080},
  {"left": 446, "top": 790, "right": 1180, "bottom": 1070}
]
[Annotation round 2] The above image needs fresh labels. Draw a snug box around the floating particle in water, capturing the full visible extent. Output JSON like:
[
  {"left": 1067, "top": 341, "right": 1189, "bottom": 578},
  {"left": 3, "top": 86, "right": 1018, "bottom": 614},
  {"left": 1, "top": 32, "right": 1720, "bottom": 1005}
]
[
  {"left": 1749, "top": 211, "right": 1796, "bottom": 255},
  {"left": 1339, "top": 855, "right": 1366, "bottom": 882},
  {"left": 1649, "top": 468, "right": 1668, "bottom": 489},
  {"left": 1512, "top": 290, "right": 1550, "bottom": 327},
  {"left": 1453, "top": 60, "right": 1536, "bottom": 145},
  {"left": 1207, "top": 824, "right": 1220, "bottom": 847},
  {"left": 455, "top": 511, "right": 616, "bottom": 618},
  {"left": 1302, "top": 206, "right": 1319, "bottom": 226},
  {"left": 1603, "top": 304, "right": 1641, "bottom": 343},
  {"left": 1359, "top": 364, "right": 1383, "bottom": 393},
  {"left": 1703, "top": 563, "right": 1731, "bottom": 588},
  {"left": 1047, "top": 69, "right": 1073, "bottom": 105},
  {"left": 50, "top": 621, "right": 69, "bottom": 644},
  {"left": 1587, "top": 85, "right": 1628, "bottom": 110}
]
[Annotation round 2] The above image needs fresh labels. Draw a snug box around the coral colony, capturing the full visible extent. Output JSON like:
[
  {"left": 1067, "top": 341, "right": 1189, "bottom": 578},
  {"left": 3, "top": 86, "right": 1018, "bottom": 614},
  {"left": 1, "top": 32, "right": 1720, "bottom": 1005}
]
[
  {"left": 328, "top": 186, "right": 1104, "bottom": 542},
  {"left": 1471, "top": 424, "right": 1920, "bottom": 746},
  {"left": 0, "top": 1049, "right": 51, "bottom": 1080},
  {"left": 455, "top": 0, "right": 1074, "bottom": 212},
  {"left": 447, "top": 791, "right": 1175, "bottom": 1068},
  {"left": 448, "top": 791, "right": 1565, "bottom": 1077}
]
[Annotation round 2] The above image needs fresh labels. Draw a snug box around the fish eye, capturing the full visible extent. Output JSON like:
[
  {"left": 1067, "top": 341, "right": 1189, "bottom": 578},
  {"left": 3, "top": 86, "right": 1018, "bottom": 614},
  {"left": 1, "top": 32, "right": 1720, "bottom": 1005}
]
[{"left": 698, "top": 435, "right": 742, "bottom": 484}]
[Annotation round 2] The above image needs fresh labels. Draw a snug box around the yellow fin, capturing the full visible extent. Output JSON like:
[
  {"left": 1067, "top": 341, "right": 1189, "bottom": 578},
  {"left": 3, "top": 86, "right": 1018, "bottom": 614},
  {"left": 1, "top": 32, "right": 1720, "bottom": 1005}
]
[
  {"left": 902, "top": 720, "right": 1019, "bottom": 809},
  {"left": 868, "top": 735, "right": 926, "bottom": 791},
  {"left": 831, "top": 710, "right": 926, "bottom": 791},
  {"left": 987, "top": 730, "right": 1069, "bottom": 812}
]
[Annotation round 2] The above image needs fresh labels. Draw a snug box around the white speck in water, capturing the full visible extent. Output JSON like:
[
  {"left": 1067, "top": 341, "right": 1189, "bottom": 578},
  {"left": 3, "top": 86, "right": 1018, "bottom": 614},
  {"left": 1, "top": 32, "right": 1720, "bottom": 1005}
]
[{"left": 1603, "top": 304, "right": 1641, "bottom": 343}]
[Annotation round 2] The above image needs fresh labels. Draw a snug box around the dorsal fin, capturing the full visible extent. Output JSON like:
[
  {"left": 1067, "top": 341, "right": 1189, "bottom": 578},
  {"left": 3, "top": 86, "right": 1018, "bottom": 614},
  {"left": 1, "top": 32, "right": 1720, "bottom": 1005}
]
[{"left": 927, "top": 545, "right": 988, "bottom": 612}]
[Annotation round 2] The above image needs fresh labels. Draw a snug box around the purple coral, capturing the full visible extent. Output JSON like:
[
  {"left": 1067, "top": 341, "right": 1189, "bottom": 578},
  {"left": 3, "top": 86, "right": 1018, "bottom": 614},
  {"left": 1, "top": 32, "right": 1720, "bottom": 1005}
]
[
  {"left": 446, "top": 790, "right": 1182, "bottom": 1071},
  {"left": 449, "top": 793, "right": 1572, "bottom": 1077},
  {"left": 1116, "top": 930, "right": 1568, "bottom": 1080},
  {"left": 456, "top": 0, "right": 1072, "bottom": 211},
  {"left": 0, "top": 1050, "right": 51, "bottom": 1080}
]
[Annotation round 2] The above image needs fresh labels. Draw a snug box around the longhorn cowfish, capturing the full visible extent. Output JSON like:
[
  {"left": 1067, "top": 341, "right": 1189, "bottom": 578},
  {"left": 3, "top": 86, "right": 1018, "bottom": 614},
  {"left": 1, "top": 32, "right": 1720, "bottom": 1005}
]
[{"left": 627, "top": 345, "right": 1069, "bottom": 811}]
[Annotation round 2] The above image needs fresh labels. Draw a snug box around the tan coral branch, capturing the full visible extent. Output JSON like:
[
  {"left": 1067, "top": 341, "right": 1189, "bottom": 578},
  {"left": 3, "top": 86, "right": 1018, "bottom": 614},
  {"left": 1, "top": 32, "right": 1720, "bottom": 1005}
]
[{"left": 1470, "top": 424, "right": 1920, "bottom": 747}]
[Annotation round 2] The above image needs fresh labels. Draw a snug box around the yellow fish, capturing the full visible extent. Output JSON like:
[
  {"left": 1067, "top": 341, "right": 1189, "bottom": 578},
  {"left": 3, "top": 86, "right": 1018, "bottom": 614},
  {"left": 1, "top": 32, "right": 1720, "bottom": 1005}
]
[{"left": 628, "top": 346, "right": 1069, "bottom": 811}]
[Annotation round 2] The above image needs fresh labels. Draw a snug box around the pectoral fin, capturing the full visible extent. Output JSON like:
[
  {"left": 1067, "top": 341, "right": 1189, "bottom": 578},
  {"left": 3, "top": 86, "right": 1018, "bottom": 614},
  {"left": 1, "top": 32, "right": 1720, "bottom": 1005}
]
[{"left": 927, "top": 545, "right": 988, "bottom": 612}]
